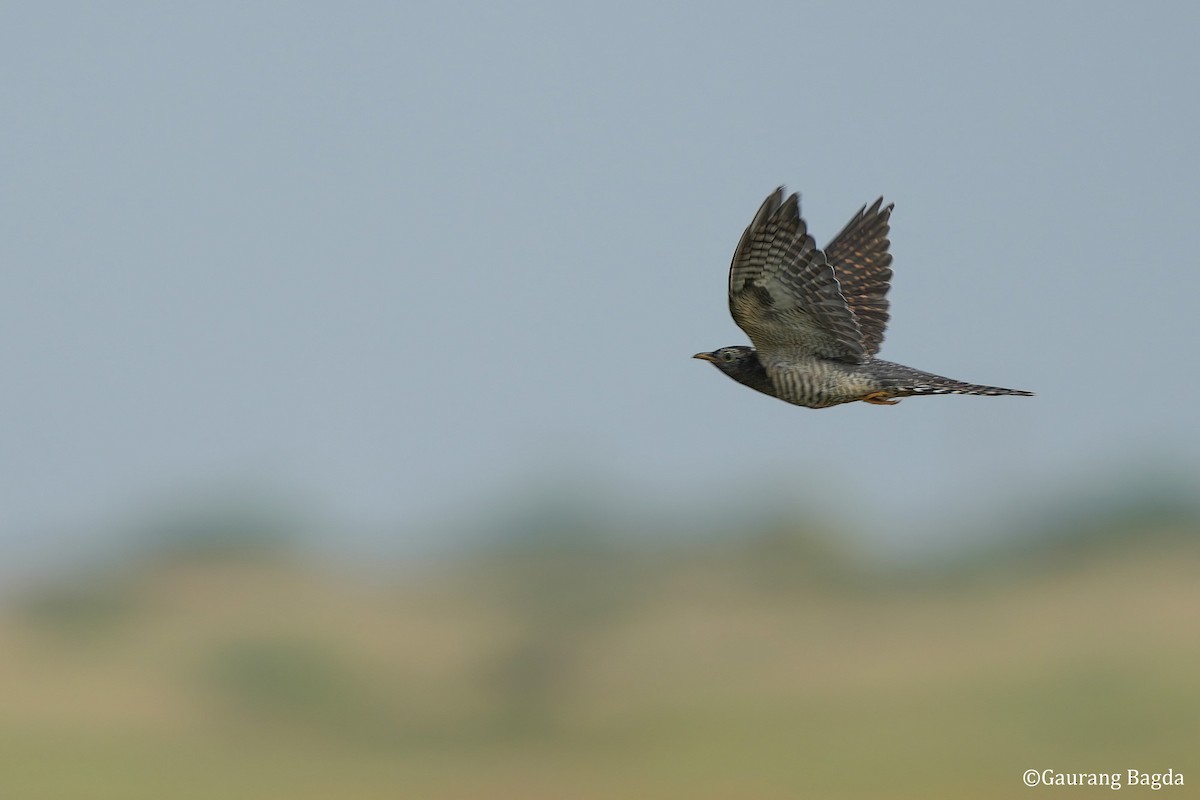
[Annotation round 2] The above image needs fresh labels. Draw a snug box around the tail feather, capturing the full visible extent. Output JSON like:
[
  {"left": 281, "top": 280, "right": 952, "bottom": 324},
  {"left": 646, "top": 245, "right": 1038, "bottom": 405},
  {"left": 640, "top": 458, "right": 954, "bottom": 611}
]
[
  {"left": 869, "top": 359, "right": 1033, "bottom": 399},
  {"left": 895, "top": 378, "right": 1034, "bottom": 398}
]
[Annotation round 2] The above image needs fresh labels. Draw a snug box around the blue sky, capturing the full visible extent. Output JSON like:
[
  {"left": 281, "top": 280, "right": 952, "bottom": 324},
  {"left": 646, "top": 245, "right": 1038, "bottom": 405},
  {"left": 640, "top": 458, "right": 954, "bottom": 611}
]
[{"left": 3, "top": 2, "right": 1198, "bottom": 569}]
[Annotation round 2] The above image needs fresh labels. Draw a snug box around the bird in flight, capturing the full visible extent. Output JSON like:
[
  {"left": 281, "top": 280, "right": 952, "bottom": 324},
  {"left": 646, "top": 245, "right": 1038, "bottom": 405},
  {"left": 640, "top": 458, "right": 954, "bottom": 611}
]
[{"left": 694, "top": 188, "right": 1033, "bottom": 408}]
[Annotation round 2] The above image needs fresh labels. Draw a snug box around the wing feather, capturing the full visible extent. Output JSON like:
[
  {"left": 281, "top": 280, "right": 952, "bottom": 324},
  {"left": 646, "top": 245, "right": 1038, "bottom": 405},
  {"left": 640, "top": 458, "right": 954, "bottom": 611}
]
[
  {"left": 824, "top": 198, "right": 894, "bottom": 356},
  {"left": 727, "top": 188, "right": 865, "bottom": 362}
]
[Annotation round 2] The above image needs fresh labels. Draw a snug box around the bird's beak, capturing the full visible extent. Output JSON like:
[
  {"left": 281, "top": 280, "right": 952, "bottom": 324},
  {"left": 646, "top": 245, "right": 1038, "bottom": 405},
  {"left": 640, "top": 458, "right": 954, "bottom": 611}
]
[{"left": 692, "top": 352, "right": 717, "bottom": 362}]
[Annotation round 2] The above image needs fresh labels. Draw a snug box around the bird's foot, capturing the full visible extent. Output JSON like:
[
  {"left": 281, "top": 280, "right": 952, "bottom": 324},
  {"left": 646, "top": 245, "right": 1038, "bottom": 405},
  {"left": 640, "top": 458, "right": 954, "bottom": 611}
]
[{"left": 863, "top": 392, "right": 899, "bottom": 406}]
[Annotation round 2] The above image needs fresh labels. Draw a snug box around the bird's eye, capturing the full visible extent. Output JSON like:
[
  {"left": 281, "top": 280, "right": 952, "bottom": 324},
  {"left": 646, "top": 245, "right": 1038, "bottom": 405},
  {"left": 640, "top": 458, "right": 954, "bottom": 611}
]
[{"left": 721, "top": 351, "right": 735, "bottom": 362}]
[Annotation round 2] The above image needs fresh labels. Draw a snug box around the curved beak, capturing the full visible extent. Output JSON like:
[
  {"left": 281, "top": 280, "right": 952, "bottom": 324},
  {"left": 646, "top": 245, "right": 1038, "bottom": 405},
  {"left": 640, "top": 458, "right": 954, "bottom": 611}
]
[{"left": 692, "top": 352, "right": 717, "bottom": 362}]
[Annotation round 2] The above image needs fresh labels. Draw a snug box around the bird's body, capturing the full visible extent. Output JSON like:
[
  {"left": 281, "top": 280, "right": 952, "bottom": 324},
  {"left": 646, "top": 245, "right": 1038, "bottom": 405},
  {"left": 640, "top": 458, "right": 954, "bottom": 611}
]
[
  {"left": 704, "top": 346, "right": 1031, "bottom": 409},
  {"left": 695, "top": 188, "right": 1032, "bottom": 409}
]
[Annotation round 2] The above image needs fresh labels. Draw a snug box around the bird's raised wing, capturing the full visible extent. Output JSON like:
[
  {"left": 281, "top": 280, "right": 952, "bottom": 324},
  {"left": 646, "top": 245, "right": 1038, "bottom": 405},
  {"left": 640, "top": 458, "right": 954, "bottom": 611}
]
[
  {"left": 728, "top": 188, "right": 865, "bottom": 362},
  {"left": 824, "top": 198, "right": 894, "bottom": 356}
]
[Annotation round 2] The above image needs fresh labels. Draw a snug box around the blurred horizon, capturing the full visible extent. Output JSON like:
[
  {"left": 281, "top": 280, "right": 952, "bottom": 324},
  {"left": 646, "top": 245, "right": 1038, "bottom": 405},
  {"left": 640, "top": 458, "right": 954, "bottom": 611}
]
[{"left": 11, "top": 448, "right": 1200, "bottom": 588}]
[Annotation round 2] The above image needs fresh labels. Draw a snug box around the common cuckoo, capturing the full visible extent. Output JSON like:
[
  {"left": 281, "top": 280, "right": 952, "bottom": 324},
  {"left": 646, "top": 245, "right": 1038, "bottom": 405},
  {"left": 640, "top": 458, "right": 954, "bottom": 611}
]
[{"left": 694, "top": 188, "right": 1033, "bottom": 408}]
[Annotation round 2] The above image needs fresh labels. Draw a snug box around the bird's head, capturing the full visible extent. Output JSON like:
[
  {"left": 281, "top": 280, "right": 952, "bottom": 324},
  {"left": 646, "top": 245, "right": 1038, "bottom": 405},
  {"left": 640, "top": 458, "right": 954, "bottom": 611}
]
[{"left": 692, "top": 346, "right": 758, "bottom": 374}]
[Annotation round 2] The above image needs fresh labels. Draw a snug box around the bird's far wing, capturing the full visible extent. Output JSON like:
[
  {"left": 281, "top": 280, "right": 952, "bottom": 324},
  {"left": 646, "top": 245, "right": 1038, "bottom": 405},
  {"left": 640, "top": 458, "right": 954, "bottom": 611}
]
[
  {"left": 727, "top": 188, "right": 865, "bottom": 362},
  {"left": 824, "top": 198, "right": 894, "bottom": 356}
]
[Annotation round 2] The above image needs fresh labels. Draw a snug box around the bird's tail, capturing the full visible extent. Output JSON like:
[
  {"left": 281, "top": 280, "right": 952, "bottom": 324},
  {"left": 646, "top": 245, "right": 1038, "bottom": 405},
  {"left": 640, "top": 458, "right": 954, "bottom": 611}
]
[
  {"left": 873, "top": 360, "right": 1034, "bottom": 399},
  {"left": 893, "top": 379, "right": 1035, "bottom": 398}
]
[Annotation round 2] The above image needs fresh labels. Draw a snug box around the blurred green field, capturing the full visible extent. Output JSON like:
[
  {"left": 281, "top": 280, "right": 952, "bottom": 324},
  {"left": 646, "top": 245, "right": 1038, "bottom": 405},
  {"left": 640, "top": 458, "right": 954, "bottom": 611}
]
[{"left": 1, "top": 508, "right": 1196, "bottom": 799}]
